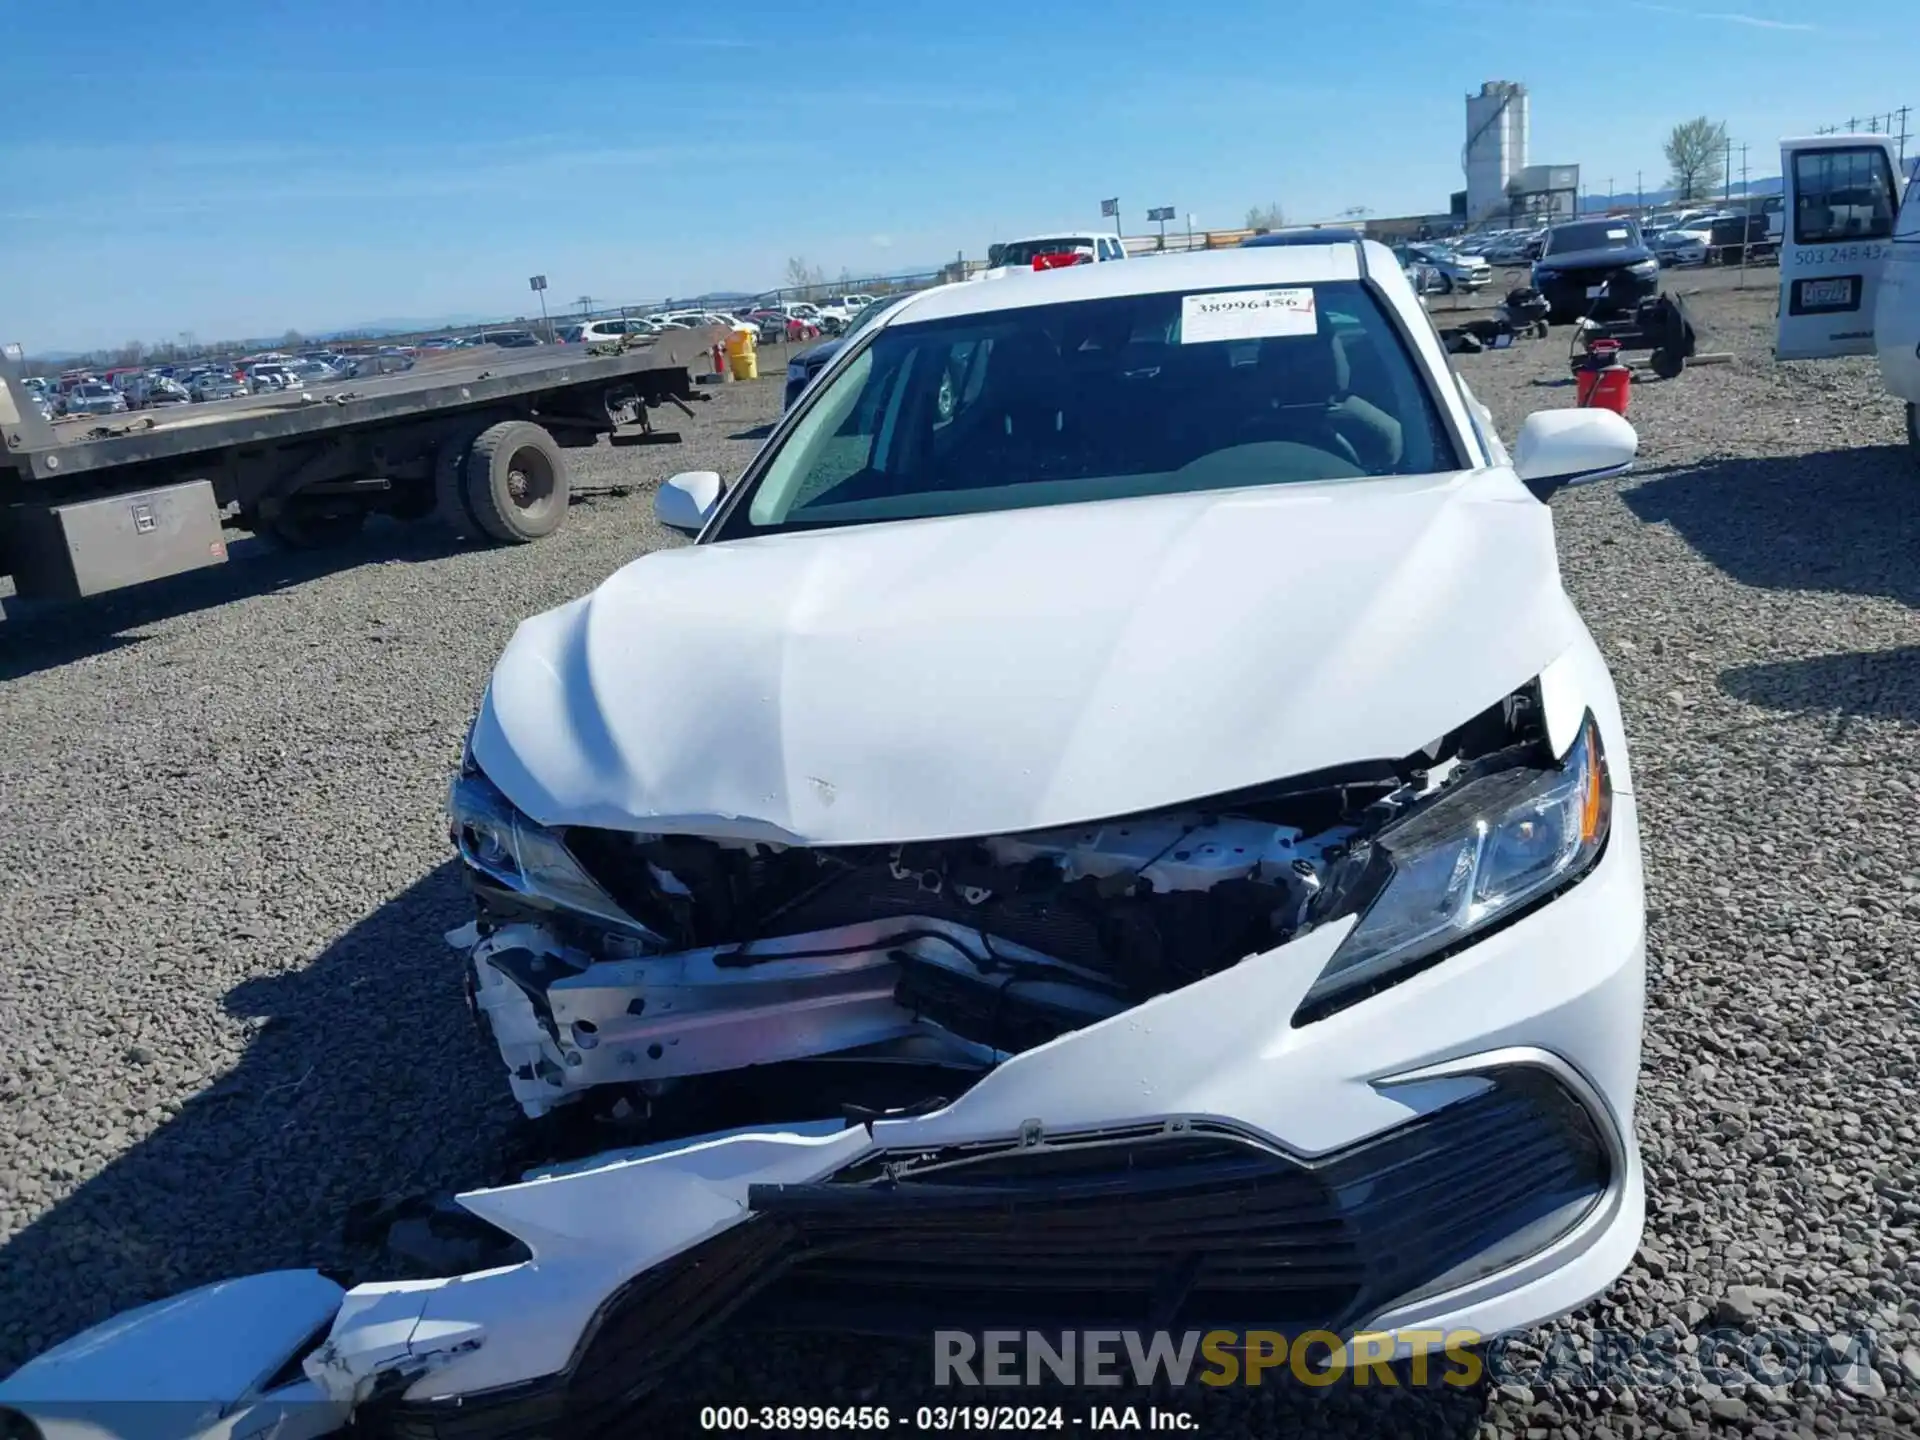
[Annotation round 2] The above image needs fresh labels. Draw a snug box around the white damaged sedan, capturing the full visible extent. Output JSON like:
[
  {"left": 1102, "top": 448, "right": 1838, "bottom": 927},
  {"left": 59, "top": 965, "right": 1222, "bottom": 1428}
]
[{"left": 1, "top": 242, "right": 1648, "bottom": 1438}]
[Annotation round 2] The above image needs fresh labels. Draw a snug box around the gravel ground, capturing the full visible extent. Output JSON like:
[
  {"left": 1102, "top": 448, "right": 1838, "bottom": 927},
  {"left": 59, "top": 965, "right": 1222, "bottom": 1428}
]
[{"left": 2, "top": 278, "right": 1918, "bottom": 1439}]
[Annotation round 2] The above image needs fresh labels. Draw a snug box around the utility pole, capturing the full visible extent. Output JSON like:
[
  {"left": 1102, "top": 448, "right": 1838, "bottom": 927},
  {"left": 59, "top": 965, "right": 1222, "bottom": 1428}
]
[
  {"left": 1606, "top": 176, "right": 1614, "bottom": 213},
  {"left": 1739, "top": 143, "right": 1751, "bottom": 287},
  {"left": 1897, "top": 105, "right": 1912, "bottom": 163},
  {"left": 1723, "top": 131, "right": 1733, "bottom": 201},
  {"left": 1636, "top": 170, "right": 1643, "bottom": 215}
]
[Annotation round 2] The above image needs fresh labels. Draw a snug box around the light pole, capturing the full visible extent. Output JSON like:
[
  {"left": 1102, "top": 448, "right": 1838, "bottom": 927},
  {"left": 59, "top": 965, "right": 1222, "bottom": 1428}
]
[{"left": 528, "top": 275, "right": 552, "bottom": 343}]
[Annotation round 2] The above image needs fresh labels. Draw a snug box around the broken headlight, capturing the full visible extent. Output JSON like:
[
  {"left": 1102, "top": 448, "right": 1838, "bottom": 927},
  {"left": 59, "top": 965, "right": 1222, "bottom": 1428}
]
[
  {"left": 1303, "top": 712, "right": 1611, "bottom": 1012},
  {"left": 447, "top": 758, "right": 640, "bottom": 933}
]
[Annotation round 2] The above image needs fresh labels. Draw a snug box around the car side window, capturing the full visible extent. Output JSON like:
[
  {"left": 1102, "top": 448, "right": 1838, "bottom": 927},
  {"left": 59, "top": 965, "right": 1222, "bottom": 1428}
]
[{"left": 1793, "top": 146, "right": 1898, "bottom": 245}]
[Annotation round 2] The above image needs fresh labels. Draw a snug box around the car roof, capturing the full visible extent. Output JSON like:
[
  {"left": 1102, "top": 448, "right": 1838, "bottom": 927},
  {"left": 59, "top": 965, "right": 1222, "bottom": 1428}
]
[
  {"left": 1241, "top": 227, "right": 1365, "bottom": 248},
  {"left": 894, "top": 242, "right": 1368, "bottom": 326},
  {"left": 999, "top": 231, "right": 1111, "bottom": 243}
]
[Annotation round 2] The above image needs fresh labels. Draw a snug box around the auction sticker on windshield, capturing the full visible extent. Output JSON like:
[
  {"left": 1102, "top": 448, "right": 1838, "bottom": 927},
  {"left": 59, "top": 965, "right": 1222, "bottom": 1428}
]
[{"left": 1181, "top": 287, "right": 1317, "bottom": 344}]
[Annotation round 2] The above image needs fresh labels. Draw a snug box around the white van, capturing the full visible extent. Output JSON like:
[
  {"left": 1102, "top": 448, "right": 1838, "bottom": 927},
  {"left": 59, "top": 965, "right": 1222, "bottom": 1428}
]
[
  {"left": 985, "top": 231, "right": 1128, "bottom": 272},
  {"left": 1775, "top": 134, "right": 1918, "bottom": 449}
]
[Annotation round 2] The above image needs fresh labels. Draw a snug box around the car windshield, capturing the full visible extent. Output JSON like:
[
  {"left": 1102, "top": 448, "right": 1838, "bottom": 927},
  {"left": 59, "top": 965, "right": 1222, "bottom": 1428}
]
[
  {"left": 1547, "top": 221, "right": 1638, "bottom": 254},
  {"left": 719, "top": 280, "right": 1458, "bottom": 539},
  {"left": 989, "top": 238, "right": 1094, "bottom": 267},
  {"left": 839, "top": 294, "right": 906, "bottom": 341}
]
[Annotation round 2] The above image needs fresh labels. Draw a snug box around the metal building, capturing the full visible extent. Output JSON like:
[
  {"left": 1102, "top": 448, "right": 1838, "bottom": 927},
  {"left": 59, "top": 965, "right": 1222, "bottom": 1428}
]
[{"left": 1464, "top": 81, "right": 1529, "bottom": 222}]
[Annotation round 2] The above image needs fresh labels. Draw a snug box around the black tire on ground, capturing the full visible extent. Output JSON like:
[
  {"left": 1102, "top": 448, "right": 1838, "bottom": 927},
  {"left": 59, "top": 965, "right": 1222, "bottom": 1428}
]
[
  {"left": 464, "top": 420, "right": 569, "bottom": 544},
  {"left": 1438, "top": 274, "right": 1455, "bottom": 295},
  {"left": 1907, "top": 402, "right": 1919, "bottom": 455},
  {"left": 434, "top": 427, "right": 488, "bottom": 539},
  {"left": 1650, "top": 347, "right": 1686, "bottom": 381},
  {"left": 268, "top": 500, "right": 367, "bottom": 550}
]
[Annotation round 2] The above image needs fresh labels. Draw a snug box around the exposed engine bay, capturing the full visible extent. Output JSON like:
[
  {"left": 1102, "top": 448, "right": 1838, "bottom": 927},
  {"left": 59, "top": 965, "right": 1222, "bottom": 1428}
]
[{"left": 456, "top": 683, "right": 1555, "bottom": 1129}]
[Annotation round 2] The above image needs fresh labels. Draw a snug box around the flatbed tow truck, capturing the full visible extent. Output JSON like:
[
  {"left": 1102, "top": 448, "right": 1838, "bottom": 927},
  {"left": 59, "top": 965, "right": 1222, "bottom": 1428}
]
[{"left": 0, "top": 326, "right": 718, "bottom": 604}]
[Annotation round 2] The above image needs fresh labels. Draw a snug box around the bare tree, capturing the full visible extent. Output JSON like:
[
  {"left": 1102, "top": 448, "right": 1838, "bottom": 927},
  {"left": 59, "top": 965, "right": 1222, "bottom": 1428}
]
[
  {"left": 1244, "top": 202, "right": 1286, "bottom": 233},
  {"left": 784, "top": 256, "right": 828, "bottom": 298},
  {"left": 280, "top": 329, "right": 306, "bottom": 349},
  {"left": 1664, "top": 117, "right": 1727, "bottom": 203}
]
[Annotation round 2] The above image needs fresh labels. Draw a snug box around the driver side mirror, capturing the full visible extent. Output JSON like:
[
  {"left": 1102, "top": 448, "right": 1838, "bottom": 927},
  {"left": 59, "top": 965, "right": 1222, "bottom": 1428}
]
[
  {"left": 1512, "top": 408, "right": 1638, "bottom": 502},
  {"left": 655, "top": 470, "right": 724, "bottom": 533}
]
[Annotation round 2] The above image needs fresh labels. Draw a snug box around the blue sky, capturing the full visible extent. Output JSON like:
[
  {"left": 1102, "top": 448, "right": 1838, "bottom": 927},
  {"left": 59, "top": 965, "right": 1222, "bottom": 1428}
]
[{"left": 2, "top": 0, "right": 1911, "bottom": 351}]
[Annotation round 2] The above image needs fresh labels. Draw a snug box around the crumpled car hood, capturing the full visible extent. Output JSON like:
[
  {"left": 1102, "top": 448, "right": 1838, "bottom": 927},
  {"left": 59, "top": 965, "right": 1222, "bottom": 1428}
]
[{"left": 471, "top": 471, "right": 1579, "bottom": 846}]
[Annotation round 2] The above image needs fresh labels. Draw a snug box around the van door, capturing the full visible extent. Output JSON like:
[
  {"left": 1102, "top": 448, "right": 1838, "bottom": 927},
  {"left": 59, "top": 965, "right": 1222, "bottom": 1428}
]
[
  {"left": 1776, "top": 136, "right": 1904, "bottom": 360},
  {"left": 1872, "top": 156, "right": 1920, "bottom": 410}
]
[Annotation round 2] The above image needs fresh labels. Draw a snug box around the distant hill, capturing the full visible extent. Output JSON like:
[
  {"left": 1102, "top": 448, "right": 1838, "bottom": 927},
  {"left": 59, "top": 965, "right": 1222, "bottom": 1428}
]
[
  {"left": 1579, "top": 176, "right": 1782, "bottom": 213},
  {"left": 318, "top": 315, "right": 496, "bottom": 339}
]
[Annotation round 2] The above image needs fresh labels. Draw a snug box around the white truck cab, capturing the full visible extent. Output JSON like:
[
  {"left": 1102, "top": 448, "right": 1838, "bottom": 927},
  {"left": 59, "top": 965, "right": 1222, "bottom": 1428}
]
[
  {"left": 1777, "top": 134, "right": 1919, "bottom": 450},
  {"left": 984, "top": 232, "right": 1128, "bottom": 274}
]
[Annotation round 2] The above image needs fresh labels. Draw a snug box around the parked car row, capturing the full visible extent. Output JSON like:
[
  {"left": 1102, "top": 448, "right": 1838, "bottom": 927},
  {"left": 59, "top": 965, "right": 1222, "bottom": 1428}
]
[
  {"left": 1453, "top": 228, "right": 1549, "bottom": 265},
  {"left": 29, "top": 346, "right": 425, "bottom": 415},
  {"left": 1641, "top": 202, "right": 1782, "bottom": 267}
]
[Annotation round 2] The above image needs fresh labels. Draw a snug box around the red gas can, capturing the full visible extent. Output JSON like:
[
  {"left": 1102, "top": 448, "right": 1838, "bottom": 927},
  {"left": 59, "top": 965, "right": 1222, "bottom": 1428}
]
[{"left": 1575, "top": 340, "right": 1631, "bottom": 416}]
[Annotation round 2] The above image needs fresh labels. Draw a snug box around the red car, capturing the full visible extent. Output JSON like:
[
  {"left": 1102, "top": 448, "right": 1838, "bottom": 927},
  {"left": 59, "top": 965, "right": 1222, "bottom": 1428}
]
[{"left": 747, "top": 310, "right": 820, "bottom": 343}]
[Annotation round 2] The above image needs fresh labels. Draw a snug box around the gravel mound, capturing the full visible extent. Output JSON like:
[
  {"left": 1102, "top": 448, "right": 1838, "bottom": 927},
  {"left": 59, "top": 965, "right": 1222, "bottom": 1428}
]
[{"left": 3, "top": 289, "right": 1918, "bottom": 1437}]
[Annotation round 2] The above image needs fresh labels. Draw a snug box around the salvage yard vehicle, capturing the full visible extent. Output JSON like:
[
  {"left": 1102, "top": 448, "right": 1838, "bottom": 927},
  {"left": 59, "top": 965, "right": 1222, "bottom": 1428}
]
[
  {"left": 1403, "top": 242, "right": 1493, "bottom": 294},
  {"left": 1650, "top": 220, "right": 1713, "bottom": 268},
  {"left": 0, "top": 328, "right": 717, "bottom": 602},
  {"left": 1773, "top": 134, "right": 1918, "bottom": 458},
  {"left": 0, "top": 239, "right": 1649, "bottom": 1439},
  {"left": 781, "top": 290, "right": 913, "bottom": 411},
  {"left": 984, "top": 230, "right": 1129, "bottom": 272},
  {"left": 1530, "top": 218, "right": 1660, "bottom": 323}
]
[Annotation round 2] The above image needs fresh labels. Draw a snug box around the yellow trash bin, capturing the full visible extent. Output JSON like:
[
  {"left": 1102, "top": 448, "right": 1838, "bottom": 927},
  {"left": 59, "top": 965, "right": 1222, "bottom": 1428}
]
[{"left": 724, "top": 327, "right": 759, "bottom": 380}]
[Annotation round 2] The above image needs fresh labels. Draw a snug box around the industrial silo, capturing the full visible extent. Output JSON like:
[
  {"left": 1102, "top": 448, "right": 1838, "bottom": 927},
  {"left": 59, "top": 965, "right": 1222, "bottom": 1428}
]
[{"left": 1464, "top": 81, "right": 1529, "bottom": 223}]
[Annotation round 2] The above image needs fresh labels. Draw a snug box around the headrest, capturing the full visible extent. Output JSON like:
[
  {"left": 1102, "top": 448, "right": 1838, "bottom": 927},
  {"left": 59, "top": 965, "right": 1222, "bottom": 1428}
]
[{"left": 1254, "top": 329, "right": 1350, "bottom": 401}]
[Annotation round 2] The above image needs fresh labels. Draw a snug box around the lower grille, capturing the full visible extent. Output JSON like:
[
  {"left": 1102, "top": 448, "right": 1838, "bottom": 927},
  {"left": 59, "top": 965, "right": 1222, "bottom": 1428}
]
[
  {"left": 371, "top": 1067, "right": 1608, "bottom": 1439},
  {"left": 743, "top": 1065, "right": 1606, "bottom": 1333}
]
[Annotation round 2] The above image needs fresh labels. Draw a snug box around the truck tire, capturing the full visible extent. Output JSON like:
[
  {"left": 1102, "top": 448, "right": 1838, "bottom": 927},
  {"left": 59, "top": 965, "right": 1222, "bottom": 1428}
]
[
  {"left": 434, "top": 428, "right": 488, "bottom": 539},
  {"left": 1908, "top": 402, "right": 1919, "bottom": 458},
  {"left": 465, "top": 421, "right": 569, "bottom": 544}
]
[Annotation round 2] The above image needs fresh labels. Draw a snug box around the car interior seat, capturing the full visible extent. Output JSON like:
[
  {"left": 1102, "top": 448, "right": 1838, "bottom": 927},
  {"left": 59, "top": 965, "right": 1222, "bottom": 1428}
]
[{"left": 1233, "top": 330, "right": 1405, "bottom": 472}]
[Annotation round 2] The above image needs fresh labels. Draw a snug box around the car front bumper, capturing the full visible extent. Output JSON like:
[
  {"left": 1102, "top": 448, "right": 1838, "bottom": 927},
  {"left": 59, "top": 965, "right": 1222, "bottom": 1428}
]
[
  {"left": 426, "top": 787, "right": 1645, "bottom": 1397},
  {"left": 1534, "top": 269, "right": 1659, "bottom": 315},
  {"left": 0, "top": 791, "right": 1644, "bottom": 1432}
]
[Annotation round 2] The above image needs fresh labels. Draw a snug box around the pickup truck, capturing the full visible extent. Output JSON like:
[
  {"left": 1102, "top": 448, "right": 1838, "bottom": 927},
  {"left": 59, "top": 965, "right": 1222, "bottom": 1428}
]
[
  {"left": 1774, "top": 134, "right": 1919, "bottom": 455},
  {"left": 0, "top": 327, "right": 718, "bottom": 604}
]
